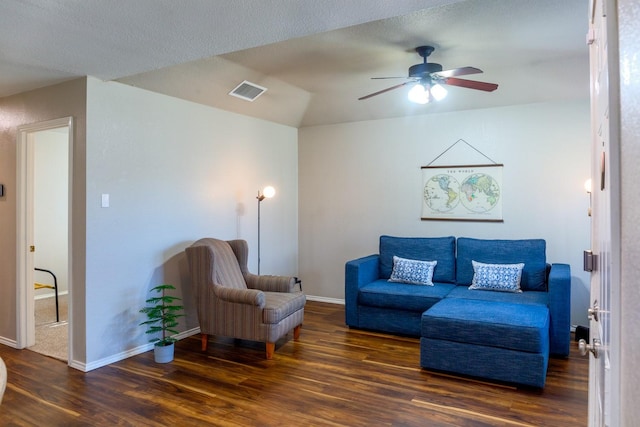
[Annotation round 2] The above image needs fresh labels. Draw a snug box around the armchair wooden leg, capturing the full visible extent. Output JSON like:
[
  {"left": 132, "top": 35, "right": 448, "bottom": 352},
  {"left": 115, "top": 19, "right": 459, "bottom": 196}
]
[
  {"left": 293, "top": 325, "right": 302, "bottom": 340},
  {"left": 201, "top": 334, "right": 208, "bottom": 351},
  {"left": 266, "top": 342, "right": 275, "bottom": 360}
]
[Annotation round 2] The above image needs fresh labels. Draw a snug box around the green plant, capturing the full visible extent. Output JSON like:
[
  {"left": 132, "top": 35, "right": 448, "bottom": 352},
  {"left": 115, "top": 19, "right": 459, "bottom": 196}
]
[{"left": 139, "top": 284, "right": 185, "bottom": 347}]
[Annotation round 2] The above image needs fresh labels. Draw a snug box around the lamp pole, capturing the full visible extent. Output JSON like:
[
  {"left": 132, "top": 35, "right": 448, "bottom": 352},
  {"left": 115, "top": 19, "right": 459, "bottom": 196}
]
[
  {"left": 257, "top": 191, "right": 265, "bottom": 275},
  {"left": 256, "top": 186, "right": 275, "bottom": 275}
]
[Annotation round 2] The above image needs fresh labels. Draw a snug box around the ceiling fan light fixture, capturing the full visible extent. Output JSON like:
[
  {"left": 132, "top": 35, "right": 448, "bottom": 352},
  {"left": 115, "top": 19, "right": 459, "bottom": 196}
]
[
  {"left": 431, "top": 83, "right": 448, "bottom": 101},
  {"left": 360, "top": 45, "right": 497, "bottom": 102},
  {"left": 408, "top": 83, "right": 430, "bottom": 104}
]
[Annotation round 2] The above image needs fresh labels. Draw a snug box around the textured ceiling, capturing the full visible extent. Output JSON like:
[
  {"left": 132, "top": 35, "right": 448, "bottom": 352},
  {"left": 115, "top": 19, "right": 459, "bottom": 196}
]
[{"left": 0, "top": 0, "right": 588, "bottom": 128}]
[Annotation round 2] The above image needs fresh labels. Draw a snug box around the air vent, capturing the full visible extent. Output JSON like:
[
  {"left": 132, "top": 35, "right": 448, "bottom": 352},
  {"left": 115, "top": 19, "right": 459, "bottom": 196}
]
[{"left": 228, "top": 80, "right": 267, "bottom": 102}]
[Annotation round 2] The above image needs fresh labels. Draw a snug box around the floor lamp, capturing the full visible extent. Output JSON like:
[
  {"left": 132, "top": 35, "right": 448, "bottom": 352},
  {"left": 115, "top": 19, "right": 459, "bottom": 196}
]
[{"left": 256, "top": 186, "right": 275, "bottom": 275}]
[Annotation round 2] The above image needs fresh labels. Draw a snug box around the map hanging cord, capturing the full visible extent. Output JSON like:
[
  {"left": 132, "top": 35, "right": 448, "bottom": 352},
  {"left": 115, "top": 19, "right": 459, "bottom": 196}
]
[{"left": 425, "top": 139, "right": 498, "bottom": 166}]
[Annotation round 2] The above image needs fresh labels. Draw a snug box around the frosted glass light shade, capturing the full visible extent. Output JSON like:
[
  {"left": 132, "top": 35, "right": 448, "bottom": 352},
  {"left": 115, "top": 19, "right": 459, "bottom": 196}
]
[
  {"left": 431, "top": 84, "right": 448, "bottom": 101},
  {"left": 408, "top": 84, "right": 430, "bottom": 104},
  {"left": 263, "top": 186, "right": 276, "bottom": 198}
]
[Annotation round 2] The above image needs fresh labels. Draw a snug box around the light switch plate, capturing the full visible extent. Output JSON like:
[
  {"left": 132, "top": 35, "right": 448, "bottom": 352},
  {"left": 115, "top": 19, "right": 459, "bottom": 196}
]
[{"left": 101, "top": 193, "right": 110, "bottom": 208}]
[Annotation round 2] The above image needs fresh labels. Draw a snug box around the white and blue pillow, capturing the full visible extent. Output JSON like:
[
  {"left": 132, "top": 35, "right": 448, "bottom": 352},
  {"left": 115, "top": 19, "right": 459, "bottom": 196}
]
[
  {"left": 389, "top": 256, "right": 437, "bottom": 286},
  {"left": 469, "top": 260, "right": 525, "bottom": 293}
]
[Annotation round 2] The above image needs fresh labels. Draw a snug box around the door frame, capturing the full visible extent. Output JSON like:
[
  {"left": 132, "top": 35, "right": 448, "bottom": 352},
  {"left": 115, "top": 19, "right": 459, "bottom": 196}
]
[{"left": 16, "top": 117, "right": 74, "bottom": 363}]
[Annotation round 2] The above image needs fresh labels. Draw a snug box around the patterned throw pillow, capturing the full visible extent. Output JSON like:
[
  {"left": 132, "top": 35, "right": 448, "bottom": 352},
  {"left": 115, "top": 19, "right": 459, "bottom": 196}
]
[
  {"left": 469, "top": 260, "right": 525, "bottom": 293},
  {"left": 389, "top": 256, "right": 437, "bottom": 286}
]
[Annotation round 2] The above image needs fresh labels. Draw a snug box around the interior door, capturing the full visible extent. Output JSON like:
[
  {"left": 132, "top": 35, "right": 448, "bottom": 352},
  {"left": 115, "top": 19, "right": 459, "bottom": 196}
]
[{"left": 585, "top": 0, "right": 620, "bottom": 425}]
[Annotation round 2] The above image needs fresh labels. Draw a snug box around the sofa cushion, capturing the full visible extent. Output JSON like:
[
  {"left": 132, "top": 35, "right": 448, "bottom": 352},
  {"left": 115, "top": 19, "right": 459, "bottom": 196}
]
[
  {"left": 469, "top": 260, "right": 524, "bottom": 293},
  {"left": 359, "top": 279, "right": 456, "bottom": 312},
  {"left": 379, "top": 235, "right": 456, "bottom": 283},
  {"left": 456, "top": 238, "right": 547, "bottom": 291},
  {"left": 389, "top": 256, "right": 437, "bottom": 285},
  {"left": 262, "top": 292, "right": 306, "bottom": 324},
  {"left": 421, "top": 298, "right": 549, "bottom": 354},
  {"left": 446, "top": 285, "right": 549, "bottom": 305}
]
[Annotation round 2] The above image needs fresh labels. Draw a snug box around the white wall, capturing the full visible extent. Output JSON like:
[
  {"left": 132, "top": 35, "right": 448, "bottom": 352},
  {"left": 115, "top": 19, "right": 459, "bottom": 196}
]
[
  {"left": 0, "top": 78, "right": 87, "bottom": 353},
  {"left": 85, "top": 78, "right": 298, "bottom": 365},
  {"left": 34, "top": 128, "right": 69, "bottom": 297},
  {"left": 299, "top": 100, "right": 591, "bottom": 327}
]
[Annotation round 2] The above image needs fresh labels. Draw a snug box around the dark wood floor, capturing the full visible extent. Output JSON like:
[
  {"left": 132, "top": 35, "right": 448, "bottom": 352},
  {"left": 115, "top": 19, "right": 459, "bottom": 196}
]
[{"left": 0, "top": 301, "right": 587, "bottom": 426}]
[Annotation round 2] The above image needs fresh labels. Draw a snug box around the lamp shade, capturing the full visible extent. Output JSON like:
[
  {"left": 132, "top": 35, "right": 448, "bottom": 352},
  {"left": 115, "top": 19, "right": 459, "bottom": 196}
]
[
  {"left": 430, "top": 84, "right": 448, "bottom": 101},
  {"left": 263, "top": 186, "right": 276, "bottom": 198},
  {"left": 408, "top": 83, "right": 430, "bottom": 104}
]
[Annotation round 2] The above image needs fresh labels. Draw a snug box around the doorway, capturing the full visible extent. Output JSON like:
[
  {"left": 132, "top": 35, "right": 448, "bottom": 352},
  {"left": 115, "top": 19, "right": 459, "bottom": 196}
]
[{"left": 16, "top": 117, "right": 73, "bottom": 363}]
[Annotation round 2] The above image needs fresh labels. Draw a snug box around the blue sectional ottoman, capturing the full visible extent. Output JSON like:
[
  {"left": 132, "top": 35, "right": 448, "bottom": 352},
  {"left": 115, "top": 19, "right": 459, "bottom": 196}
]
[{"left": 420, "top": 298, "right": 550, "bottom": 388}]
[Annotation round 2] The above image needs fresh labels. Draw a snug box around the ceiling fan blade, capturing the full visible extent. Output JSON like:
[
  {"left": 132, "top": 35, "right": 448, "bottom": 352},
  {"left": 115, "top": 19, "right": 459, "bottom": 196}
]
[
  {"left": 434, "top": 66, "right": 483, "bottom": 78},
  {"left": 358, "top": 81, "right": 412, "bottom": 100},
  {"left": 371, "top": 76, "right": 409, "bottom": 80},
  {"left": 444, "top": 77, "right": 498, "bottom": 92}
]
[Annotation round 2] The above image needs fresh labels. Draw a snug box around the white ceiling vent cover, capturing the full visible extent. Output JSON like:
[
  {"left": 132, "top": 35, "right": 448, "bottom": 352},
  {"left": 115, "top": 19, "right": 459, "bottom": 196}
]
[{"left": 229, "top": 80, "right": 267, "bottom": 102}]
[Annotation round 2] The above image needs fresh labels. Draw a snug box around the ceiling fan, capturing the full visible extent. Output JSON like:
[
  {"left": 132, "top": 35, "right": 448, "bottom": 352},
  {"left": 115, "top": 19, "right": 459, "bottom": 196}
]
[{"left": 358, "top": 46, "right": 498, "bottom": 103}]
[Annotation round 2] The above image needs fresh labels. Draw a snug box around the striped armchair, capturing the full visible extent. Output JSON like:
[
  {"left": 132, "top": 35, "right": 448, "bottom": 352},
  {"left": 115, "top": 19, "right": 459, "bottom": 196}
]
[{"left": 185, "top": 238, "right": 305, "bottom": 359}]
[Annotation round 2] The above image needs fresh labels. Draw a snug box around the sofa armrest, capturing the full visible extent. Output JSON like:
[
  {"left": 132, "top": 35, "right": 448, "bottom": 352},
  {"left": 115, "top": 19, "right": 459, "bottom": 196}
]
[
  {"left": 547, "top": 263, "right": 571, "bottom": 357},
  {"left": 245, "top": 274, "right": 296, "bottom": 293},
  {"left": 345, "top": 255, "right": 380, "bottom": 327},
  {"left": 214, "top": 285, "right": 265, "bottom": 307}
]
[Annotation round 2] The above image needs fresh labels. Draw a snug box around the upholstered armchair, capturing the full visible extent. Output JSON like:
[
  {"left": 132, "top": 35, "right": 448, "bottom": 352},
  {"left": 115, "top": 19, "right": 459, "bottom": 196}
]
[{"left": 185, "top": 238, "right": 305, "bottom": 359}]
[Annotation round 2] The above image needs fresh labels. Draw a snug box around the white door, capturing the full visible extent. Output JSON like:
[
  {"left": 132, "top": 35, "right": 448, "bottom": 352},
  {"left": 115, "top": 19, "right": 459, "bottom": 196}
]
[{"left": 585, "top": 0, "right": 620, "bottom": 425}]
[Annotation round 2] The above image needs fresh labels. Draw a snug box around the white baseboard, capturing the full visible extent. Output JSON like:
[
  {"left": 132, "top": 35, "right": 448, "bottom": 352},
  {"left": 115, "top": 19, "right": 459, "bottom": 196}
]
[
  {"left": 0, "top": 336, "right": 18, "bottom": 348},
  {"left": 35, "top": 291, "right": 69, "bottom": 300},
  {"left": 306, "top": 295, "right": 345, "bottom": 305},
  {"left": 15, "top": 296, "right": 344, "bottom": 373},
  {"left": 69, "top": 298, "right": 343, "bottom": 371},
  {"left": 71, "top": 327, "right": 201, "bottom": 372}
]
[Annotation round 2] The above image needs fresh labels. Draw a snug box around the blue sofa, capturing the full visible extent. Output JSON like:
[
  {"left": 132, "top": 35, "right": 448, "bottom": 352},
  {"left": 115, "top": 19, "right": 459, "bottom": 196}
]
[{"left": 345, "top": 235, "right": 571, "bottom": 387}]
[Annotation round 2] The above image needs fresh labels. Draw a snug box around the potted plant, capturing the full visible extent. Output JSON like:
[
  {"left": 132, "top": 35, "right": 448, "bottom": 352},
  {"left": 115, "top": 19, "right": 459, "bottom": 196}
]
[{"left": 139, "top": 284, "right": 185, "bottom": 363}]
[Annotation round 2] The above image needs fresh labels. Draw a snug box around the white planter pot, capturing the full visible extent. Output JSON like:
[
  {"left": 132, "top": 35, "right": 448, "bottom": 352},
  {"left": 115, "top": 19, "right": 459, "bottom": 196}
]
[{"left": 154, "top": 342, "right": 175, "bottom": 363}]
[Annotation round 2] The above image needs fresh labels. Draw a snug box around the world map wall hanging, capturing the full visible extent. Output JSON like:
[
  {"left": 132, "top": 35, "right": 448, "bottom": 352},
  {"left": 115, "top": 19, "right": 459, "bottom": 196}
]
[
  {"left": 420, "top": 138, "right": 503, "bottom": 222},
  {"left": 421, "top": 164, "right": 503, "bottom": 221}
]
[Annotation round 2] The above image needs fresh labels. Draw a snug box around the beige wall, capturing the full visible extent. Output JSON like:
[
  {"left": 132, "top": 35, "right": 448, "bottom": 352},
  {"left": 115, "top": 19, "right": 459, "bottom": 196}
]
[
  {"left": 82, "top": 78, "right": 298, "bottom": 369},
  {"left": 299, "top": 100, "right": 592, "bottom": 326},
  {"left": 0, "top": 78, "right": 299, "bottom": 370},
  {"left": 0, "top": 79, "right": 87, "bottom": 361}
]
